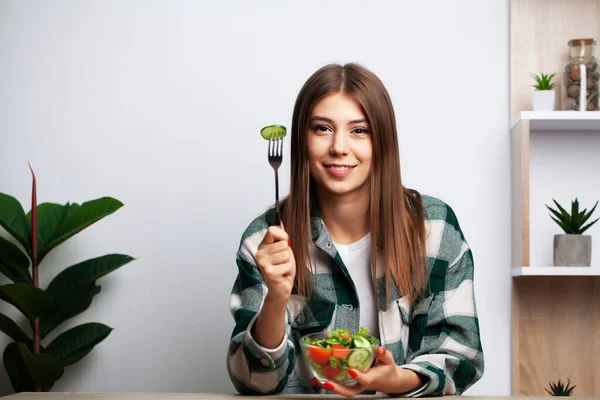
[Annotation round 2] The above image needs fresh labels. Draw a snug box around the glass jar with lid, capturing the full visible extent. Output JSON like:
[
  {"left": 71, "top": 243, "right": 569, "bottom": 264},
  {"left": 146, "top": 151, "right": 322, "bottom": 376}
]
[{"left": 562, "top": 38, "right": 599, "bottom": 111}]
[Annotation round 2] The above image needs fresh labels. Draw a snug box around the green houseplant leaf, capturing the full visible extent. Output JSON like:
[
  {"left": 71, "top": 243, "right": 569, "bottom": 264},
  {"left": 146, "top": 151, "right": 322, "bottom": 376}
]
[
  {"left": 0, "top": 236, "right": 31, "bottom": 283},
  {"left": 0, "top": 194, "right": 31, "bottom": 251},
  {"left": 545, "top": 378, "right": 576, "bottom": 396},
  {"left": 0, "top": 283, "right": 53, "bottom": 320},
  {"left": 39, "top": 254, "right": 134, "bottom": 338},
  {"left": 532, "top": 72, "right": 557, "bottom": 90},
  {"left": 27, "top": 203, "right": 71, "bottom": 258},
  {"left": 37, "top": 198, "right": 124, "bottom": 261},
  {"left": 47, "top": 254, "right": 135, "bottom": 291},
  {"left": 46, "top": 322, "right": 112, "bottom": 367},
  {"left": 0, "top": 312, "right": 31, "bottom": 344},
  {"left": 39, "top": 284, "right": 101, "bottom": 340},
  {"left": 546, "top": 198, "right": 600, "bottom": 234},
  {"left": 3, "top": 341, "right": 63, "bottom": 392}
]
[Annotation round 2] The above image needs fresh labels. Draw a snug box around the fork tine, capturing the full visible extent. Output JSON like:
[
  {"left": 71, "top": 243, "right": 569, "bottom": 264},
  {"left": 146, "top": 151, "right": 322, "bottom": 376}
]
[
  {"left": 279, "top": 135, "right": 283, "bottom": 155},
  {"left": 268, "top": 135, "right": 283, "bottom": 158}
]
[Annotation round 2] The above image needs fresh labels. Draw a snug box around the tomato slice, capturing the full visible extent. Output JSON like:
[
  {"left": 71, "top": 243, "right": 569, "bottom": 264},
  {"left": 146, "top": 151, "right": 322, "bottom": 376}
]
[
  {"left": 308, "top": 346, "right": 332, "bottom": 365},
  {"left": 331, "top": 344, "right": 351, "bottom": 358},
  {"left": 322, "top": 365, "right": 342, "bottom": 380}
]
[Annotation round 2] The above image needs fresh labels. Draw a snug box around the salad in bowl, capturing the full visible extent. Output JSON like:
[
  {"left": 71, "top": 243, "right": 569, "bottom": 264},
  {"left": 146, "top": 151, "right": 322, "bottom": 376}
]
[{"left": 300, "top": 327, "right": 379, "bottom": 386}]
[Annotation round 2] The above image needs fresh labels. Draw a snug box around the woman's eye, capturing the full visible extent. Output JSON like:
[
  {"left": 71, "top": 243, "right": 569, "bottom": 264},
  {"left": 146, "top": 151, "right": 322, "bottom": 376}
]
[
  {"left": 312, "top": 125, "right": 330, "bottom": 133},
  {"left": 352, "top": 128, "right": 369, "bottom": 134}
]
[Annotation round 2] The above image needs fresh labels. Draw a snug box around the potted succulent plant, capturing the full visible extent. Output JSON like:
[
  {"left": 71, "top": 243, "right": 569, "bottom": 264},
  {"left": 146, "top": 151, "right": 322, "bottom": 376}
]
[
  {"left": 546, "top": 198, "right": 599, "bottom": 266},
  {"left": 545, "top": 378, "right": 576, "bottom": 396},
  {"left": 532, "top": 72, "right": 557, "bottom": 111}
]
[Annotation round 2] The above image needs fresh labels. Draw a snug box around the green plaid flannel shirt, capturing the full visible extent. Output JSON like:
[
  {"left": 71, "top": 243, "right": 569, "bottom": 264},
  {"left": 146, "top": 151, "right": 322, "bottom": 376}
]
[{"left": 226, "top": 195, "right": 484, "bottom": 397}]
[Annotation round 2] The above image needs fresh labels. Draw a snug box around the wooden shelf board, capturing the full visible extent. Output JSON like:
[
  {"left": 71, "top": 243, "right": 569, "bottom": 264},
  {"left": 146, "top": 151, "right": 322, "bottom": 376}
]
[{"left": 512, "top": 266, "right": 600, "bottom": 276}]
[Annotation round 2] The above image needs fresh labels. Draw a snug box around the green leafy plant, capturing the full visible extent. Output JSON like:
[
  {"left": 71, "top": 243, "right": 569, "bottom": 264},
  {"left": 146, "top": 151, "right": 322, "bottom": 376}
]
[
  {"left": 546, "top": 198, "right": 599, "bottom": 234},
  {"left": 544, "top": 378, "right": 576, "bottom": 396},
  {"left": 0, "top": 164, "right": 135, "bottom": 392},
  {"left": 532, "top": 72, "right": 557, "bottom": 90}
]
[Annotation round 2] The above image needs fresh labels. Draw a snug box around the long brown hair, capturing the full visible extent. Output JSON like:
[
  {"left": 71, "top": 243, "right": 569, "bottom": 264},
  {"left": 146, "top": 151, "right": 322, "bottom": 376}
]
[{"left": 281, "top": 63, "right": 428, "bottom": 308}]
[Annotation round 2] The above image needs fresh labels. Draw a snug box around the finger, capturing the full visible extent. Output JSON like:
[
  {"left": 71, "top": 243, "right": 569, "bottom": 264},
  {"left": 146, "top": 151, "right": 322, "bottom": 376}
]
[
  {"left": 258, "top": 239, "right": 289, "bottom": 255},
  {"left": 264, "top": 226, "right": 289, "bottom": 244},
  {"left": 278, "top": 221, "right": 294, "bottom": 248},
  {"left": 347, "top": 367, "right": 373, "bottom": 387},
  {"left": 321, "top": 380, "right": 363, "bottom": 398},
  {"left": 262, "top": 262, "right": 293, "bottom": 278},
  {"left": 264, "top": 251, "right": 290, "bottom": 266},
  {"left": 309, "top": 378, "right": 323, "bottom": 389},
  {"left": 374, "top": 346, "right": 394, "bottom": 365}
]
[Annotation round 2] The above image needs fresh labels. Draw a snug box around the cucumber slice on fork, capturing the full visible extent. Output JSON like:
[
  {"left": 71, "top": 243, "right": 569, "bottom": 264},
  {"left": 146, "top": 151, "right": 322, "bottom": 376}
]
[{"left": 261, "top": 124, "right": 287, "bottom": 140}]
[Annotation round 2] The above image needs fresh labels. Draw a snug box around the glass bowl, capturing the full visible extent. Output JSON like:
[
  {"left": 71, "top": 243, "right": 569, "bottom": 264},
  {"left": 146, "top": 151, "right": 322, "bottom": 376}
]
[{"left": 299, "top": 331, "right": 379, "bottom": 386}]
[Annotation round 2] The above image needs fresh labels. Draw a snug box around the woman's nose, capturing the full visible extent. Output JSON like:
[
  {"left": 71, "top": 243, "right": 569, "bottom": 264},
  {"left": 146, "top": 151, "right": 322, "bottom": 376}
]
[{"left": 330, "top": 132, "right": 349, "bottom": 155}]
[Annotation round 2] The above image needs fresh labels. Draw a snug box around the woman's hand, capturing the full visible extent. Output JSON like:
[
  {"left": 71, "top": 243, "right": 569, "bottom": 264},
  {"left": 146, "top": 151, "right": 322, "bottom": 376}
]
[
  {"left": 310, "top": 347, "right": 427, "bottom": 398},
  {"left": 255, "top": 223, "right": 296, "bottom": 303}
]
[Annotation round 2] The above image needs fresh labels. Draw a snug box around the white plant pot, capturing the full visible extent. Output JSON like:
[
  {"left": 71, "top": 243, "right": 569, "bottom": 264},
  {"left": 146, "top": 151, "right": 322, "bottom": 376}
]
[{"left": 532, "top": 90, "right": 556, "bottom": 111}]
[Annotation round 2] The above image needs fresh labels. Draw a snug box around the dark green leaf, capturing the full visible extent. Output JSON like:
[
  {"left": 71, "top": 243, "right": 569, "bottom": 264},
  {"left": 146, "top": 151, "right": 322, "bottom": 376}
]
[
  {"left": 547, "top": 206, "right": 566, "bottom": 224},
  {"left": 572, "top": 198, "right": 579, "bottom": 219},
  {"left": 0, "top": 283, "right": 53, "bottom": 320},
  {"left": 0, "top": 194, "right": 31, "bottom": 251},
  {"left": 3, "top": 341, "right": 64, "bottom": 392},
  {"left": 27, "top": 203, "right": 70, "bottom": 258},
  {"left": 550, "top": 216, "right": 572, "bottom": 234},
  {"left": 0, "top": 312, "right": 30, "bottom": 343},
  {"left": 39, "top": 284, "right": 101, "bottom": 339},
  {"left": 38, "top": 197, "right": 123, "bottom": 261},
  {"left": 553, "top": 199, "right": 571, "bottom": 222},
  {"left": 39, "top": 253, "right": 133, "bottom": 338},
  {"left": 580, "top": 202, "right": 598, "bottom": 227},
  {"left": 0, "top": 236, "right": 31, "bottom": 282},
  {"left": 579, "top": 217, "right": 600, "bottom": 234},
  {"left": 0, "top": 262, "right": 30, "bottom": 284},
  {"left": 3, "top": 341, "right": 35, "bottom": 392},
  {"left": 571, "top": 210, "right": 583, "bottom": 229},
  {"left": 47, "top": 254, "right": 135, "bottom": 293},
  {"left": 46, "top": 322, "right": 112, "bottom": 367}
]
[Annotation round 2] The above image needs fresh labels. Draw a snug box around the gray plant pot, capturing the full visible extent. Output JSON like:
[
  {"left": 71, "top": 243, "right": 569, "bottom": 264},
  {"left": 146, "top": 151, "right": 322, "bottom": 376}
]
[{"left": 553, "top": 234, "right": 592, "bottom": 266}]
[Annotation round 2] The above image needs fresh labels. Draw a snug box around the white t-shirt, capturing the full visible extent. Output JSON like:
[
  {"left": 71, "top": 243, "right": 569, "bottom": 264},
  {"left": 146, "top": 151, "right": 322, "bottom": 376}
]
[{"left": 333, "top": 232, "right": 379, "bottom": 340}]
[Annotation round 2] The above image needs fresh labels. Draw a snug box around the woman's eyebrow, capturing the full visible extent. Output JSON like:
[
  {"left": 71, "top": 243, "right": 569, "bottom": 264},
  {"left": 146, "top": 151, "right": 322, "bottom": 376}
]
[
  {"left": 348, "top": 118, "right": 367, "bottom": 124},
  {"left": 310, "top": 116, "right": 333, "bottom": 123},
  {"left": 309, "top": 116, "right": 368, "bottom": 124}
]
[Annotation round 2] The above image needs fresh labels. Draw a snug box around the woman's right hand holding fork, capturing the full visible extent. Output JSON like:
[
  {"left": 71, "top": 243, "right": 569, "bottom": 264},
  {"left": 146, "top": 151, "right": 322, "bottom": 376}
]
[{"left": 251, "top": 223, "right": 297, "bottom": 349}]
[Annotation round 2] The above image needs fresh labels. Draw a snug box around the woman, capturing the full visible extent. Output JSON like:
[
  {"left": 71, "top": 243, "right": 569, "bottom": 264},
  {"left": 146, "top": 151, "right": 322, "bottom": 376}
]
[{"left": 226, "top": 63, "right": 484, "bottom": 397}]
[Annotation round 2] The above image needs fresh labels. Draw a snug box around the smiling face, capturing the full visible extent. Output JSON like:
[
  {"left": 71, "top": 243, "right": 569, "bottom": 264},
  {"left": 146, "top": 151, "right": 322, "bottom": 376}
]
[{"left": 307, "top": 92, "right": 373, "bottom": 199}]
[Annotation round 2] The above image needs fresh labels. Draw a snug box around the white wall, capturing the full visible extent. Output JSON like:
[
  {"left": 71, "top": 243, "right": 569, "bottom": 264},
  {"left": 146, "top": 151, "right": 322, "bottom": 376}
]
[{"left": 0, "top": 0, "right": 511, "bottom": 396}]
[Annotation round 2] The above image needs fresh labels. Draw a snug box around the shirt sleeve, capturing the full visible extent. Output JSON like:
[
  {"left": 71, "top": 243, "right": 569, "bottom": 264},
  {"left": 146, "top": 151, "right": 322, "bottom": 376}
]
[
  {"left": 399, "top": 244, "right": 485, "bottom": 397},
  {"left": 226, "top": 246, "right": 296, "bottom": 395}
]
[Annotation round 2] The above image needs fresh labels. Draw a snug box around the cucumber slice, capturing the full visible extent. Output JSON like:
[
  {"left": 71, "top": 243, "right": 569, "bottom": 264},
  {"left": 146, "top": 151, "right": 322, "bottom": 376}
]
[
  {"left": 347, "top": 348, "right": 371, "bottom": 368},
  {"left": 261, "top": 124, "right": 287, "bottom": 140},
  {"left": 353, "top": 336, "right": 371, "bottom": 348}
]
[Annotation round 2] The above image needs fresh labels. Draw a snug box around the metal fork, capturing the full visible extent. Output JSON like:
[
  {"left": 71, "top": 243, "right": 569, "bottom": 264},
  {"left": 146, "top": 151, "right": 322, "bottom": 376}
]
[{"left": 268, "top": 135, "right": 284, "bottom": 226}]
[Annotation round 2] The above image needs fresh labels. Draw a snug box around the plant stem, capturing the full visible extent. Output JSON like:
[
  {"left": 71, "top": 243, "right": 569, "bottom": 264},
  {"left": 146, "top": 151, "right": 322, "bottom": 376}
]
[
  {"left": 29, "top": 162, "right": 41, "bottom": 392},
  {"left": 33, "top": 264, "right": 40, "bottom": 355}
]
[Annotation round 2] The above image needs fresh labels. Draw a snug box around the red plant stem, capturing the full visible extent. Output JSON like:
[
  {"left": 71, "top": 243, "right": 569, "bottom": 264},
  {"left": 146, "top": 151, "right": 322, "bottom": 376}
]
[{"left": 28, "top": 163, "right": 40, "bottom": 370}]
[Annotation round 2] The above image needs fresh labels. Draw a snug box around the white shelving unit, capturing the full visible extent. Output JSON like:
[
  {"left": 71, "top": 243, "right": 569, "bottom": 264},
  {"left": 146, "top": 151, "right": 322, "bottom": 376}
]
[
  {"left": 512, "top": 266, "right": 600, "bottom": 276},
  {"left": 510, "top": 111, "right": 600, "bottom": 277},
  {"left": 511, "top": 111, "right": 600, "bottom": 131}
]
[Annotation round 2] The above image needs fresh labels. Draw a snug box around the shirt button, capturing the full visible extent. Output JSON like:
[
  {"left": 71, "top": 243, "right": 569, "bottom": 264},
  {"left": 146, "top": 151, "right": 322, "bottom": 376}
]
[
  {"left": 261, "top": 358, "right": 270, "bottom": 367},
  {"left": 297, "top": 313, "right": 306, "bottom": 324},
  {"left": 342, "top": 304, "right": 353, "bottom": 310}
]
